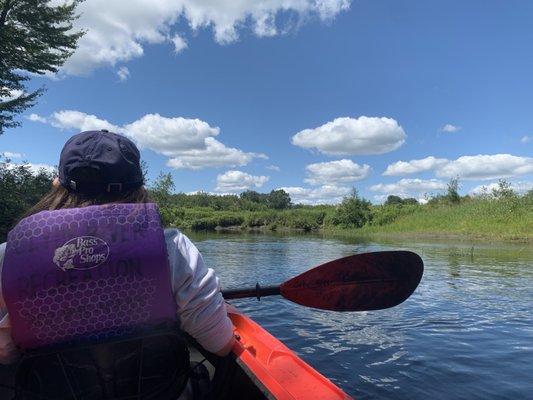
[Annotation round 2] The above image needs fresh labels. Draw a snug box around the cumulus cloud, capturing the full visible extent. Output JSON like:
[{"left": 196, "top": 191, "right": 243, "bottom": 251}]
[
  {"left": 266, "top": 165, "right": 281, "bottom": 172},
  {"left": 215, "top": 170, "right": 269, "bottom": 192},
  {"left": 305, "top": 159, "right": 370, "bottom": 185},
  {"left": 171, "top": 34, "right": 188, "bottom": 53},
  {"left": 280, "top": 185, "right": 351, "bottom": 205},
  {"left": 521, "top": 135, "right": 532, "bottom": 143},
  {"left": 167, "top": 137, "right": 266, "bottom": 170},
  {"left": 117, "top": 66, "right": 130, "bottom": 81},
  {"left": 37, "top": 110, "right": 265, "bottom": 170},
  {"left": 383, "top": 156, "right": 449, "bottom": 176},
  {"left": 5, "top": 162, "right": 56, "bottom": 175},
  {"left": 58, "top": 0, "right": 351, "bottom": 75},
  {"left": 26, "top": 113, "right": 48, "bottom": 123},
  {"left": 291, "top": 116, "right": 406, "bottom": 155},
  {"left": 124, "top": 114, "right": 219, "bottom": 155},
  {"left": 370, "top": 178, "right": 447, "bottom": 198},
  {"left": 469, "top": 181, "right": 532, "bottom": 196},
  {"left": 0, "top": 89, "right": 24, "bottom": 102},
  {"left": 50, "top": 110, "right": 120, "bottom": 132},
  {"left": 436, "top": 154, "right": 533, "bottom": 180},
  {"left": 1, "top": 151, "right": 24, "bottom": 159},
  {"left": 441, "top": 124, "right": 461, "bottom": 133}
]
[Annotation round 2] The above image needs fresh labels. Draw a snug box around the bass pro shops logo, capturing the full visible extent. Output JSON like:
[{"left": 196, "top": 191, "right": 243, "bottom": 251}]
[{"left": 53, "top": 236, "right": 110, "bottom": 271}]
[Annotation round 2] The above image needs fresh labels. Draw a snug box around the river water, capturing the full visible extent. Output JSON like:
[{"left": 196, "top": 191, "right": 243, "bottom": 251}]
[{"left": 188, "top": 232, "right": 533, "bottom": 400}]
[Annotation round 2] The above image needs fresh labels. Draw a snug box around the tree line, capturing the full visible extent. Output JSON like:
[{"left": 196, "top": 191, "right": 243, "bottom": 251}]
[{"left": 1, "top": 159, "right": 531, "bottom": 241}]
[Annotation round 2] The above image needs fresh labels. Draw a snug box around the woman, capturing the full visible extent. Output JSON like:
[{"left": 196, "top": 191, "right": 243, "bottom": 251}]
[{"left": 0, "top": 130, "right": 234, "bottom": 397}]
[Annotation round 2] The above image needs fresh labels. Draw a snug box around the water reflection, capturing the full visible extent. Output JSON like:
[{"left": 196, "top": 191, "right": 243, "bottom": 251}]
[{"left": 190, "top": 231, "right": 533, "bottom": 399}]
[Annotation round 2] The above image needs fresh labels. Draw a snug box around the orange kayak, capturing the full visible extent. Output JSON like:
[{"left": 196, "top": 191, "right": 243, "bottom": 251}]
[{"left": 209, "top": 305, "right": 353, "bottom": 400}]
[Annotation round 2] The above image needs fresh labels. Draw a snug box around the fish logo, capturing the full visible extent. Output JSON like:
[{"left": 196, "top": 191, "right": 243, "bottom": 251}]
[{"left": 53, "top": 236, "right": 109, "bottom": 271}]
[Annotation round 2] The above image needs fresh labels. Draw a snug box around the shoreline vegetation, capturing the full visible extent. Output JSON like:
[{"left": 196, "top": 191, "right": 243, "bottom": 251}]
[
  {"left": 153, "top": 174, "right": 532, "bottom": 243},
  {"left": 1, "top": 161, "right": 532, "bottom": 243}
]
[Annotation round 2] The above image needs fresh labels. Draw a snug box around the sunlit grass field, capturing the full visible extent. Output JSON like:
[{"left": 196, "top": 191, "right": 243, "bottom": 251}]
[
  {"left": 163, "top": 196, "right": 532, "bottom": 242},
  {"left": 350, "top": 197, "right": 532, "bottom": 242}
]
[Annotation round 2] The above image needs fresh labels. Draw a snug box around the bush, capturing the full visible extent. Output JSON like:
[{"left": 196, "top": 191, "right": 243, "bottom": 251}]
[
  {"left": 331, "top": 190, "right": 372, "bottom": 228},
  {"left": 0, "top": 159, "right": 55, "bottom": 241}
]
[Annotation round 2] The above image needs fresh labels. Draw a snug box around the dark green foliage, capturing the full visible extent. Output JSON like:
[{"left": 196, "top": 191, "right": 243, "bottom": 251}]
[
  {"left": 331, "top": 190, "right": 372, "bottom": 228},
  {"left": 267, "top": 189, "right": 291, "bottom": 209},
  {"left": 0, "top": 0, "right": 84, "bottom": 133},
  {"left": 150, "top": 172, "right": 175, "bottom": 208},
  {"left": 384, "top": 195, "right": 418, "bottom": 206},
  {"left": 491, "top": 179, "right": 517, "bottom": 199},
  {"left": 240, "top": 190, "right": 266, "bottom": 204},
  {"left": 239, "top": 189, "right": 291, "bottom": 210},
  {"left": 384, "top": 195, "right": 403, "bottom": 206},
  {"left": 0, "top": 158, "right": 54, "bottom": 241},
  {"left": 446, "top": 177, "right": 461, "bottom": 204}
]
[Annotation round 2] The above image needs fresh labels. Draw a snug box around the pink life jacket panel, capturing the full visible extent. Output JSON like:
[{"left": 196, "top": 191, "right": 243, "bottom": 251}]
[{"left": 2, "top": 203, "right": 177, "bottom": 350}]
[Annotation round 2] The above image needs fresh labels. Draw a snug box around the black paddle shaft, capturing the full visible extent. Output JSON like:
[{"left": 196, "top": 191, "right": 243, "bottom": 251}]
[{"left": 222, "top": 283, "right": 280, "bottom": 300}]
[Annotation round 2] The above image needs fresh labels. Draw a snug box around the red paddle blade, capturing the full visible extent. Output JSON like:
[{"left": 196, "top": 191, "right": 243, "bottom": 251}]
[{"left": 280, "top": 251, "right": 423, "bottom": 311}]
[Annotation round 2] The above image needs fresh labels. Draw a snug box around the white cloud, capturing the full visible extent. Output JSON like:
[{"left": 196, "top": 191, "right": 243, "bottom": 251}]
[
  {"left": 305, "top": 159, "right": 370, "bottom": 185},
  {"left": 470, "top": 181, "right": 532, "bottom": 196},
  {"left": 441, "top": 124, "right": 461, "bottom": 133},
  {"left": 521, "top": 135, "right": 532, "bottom": 143},
  {"left": 26, "top": 113, "right": 48, "bottom": 123},
  {"left": 266, "top": 165, "right": 281, "bottom": 172},
  {"left": 39, "top": 110, "right": 266, "bottom": 170},
  {"left": 1, "top": 151, "right": 24, "bottom": 159},
  {"left": 0, "top": 89, "right": 24, "bottom": 102},
  {"left": 50, "top": 110, "right": 120, "bottom": 132},
  {"left": 215, "top": 170, "right": 269, "bottom": 192},
  {"left": 117, "top": 66, "right": 130, "bottom": 81},
  {"left": 171, "top": 34, "right": 188, "bottom": 53},
  {"left": 280, "top": 185, "right": 352, "bottom": 205},
  {"left": 370, "top": 178, "right": 447, "bottom": 198},
  {"left": 167, "top": 138, "right": 266, "bottom": 170},
  {"left": 124, "top": 113, "right": 219, "bottom": 155},
  {"left": 383, "top": 156, "right": 449, "bottom": 176},
  {"left": 291, "top": 116, "right": 406, "bottom": 155},
  {"left": 59, "top": 0, "right": 351, "bottom": 75},
  {"left": 436, "top": 154, "right": 533, "bottom": 180},
  {"left": 5, "top": 162, "right": 56, "bottom": 175}
]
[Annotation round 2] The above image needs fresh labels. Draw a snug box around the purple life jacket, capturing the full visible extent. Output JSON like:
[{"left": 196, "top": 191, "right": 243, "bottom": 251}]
[{"left": 2, "top": 203, "right": 177, "bottom": 350}]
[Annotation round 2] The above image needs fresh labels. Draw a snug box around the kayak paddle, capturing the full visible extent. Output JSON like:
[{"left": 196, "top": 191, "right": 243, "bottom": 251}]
[{"left": 222, "top": 251, "right": 423, "bottom": 311}]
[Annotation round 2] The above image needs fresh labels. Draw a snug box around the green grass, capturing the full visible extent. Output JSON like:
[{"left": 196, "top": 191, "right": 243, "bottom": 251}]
[
  {"left": 163, "top": 207, "right": 331, "bottom": 232},
  {"left": 161, "top": 195, "right": 532, "bottom": 242},
  {"left": 347, "top": 197, "right": 532, "bottom": 242}
]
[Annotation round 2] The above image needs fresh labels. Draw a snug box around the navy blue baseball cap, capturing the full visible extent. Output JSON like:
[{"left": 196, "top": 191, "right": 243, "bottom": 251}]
[{"left": 59, "top": 130, "right": 144, "bottom": 194}]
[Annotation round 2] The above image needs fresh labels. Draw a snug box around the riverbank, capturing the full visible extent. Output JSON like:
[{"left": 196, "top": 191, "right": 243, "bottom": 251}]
[{"left": 164, "top": 195, "right": 532, "bottom": 243}]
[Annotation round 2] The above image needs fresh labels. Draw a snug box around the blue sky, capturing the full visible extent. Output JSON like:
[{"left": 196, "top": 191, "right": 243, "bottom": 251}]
[{"left": 1, "top": 0, "right": 532, "bottom": 204}]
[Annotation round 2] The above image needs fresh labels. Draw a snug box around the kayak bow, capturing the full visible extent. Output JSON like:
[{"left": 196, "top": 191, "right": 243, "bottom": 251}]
[{"left": 213, "top": 305, "right": 352, "bottom": 400}]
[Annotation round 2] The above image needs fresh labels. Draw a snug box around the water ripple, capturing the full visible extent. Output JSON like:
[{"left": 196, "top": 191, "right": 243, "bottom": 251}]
[{"left": 189, "top": 232, "right": 533, "bottom": 400}]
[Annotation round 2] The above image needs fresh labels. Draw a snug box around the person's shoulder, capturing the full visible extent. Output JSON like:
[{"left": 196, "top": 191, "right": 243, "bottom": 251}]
[
  {"left": 163, "top": 228, "right": 196, "bottom": 253},
  {"left": 164, "top": 227, "right": 182, "bottom": 241}
]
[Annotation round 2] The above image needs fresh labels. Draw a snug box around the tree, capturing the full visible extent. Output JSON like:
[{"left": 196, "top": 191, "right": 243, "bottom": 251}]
[
  {"left": 0, "top": 157, "right": 54, "bottom": 241},
  {"left": 384, "top": 195, "right": 403, "bottom": 206},
  {"left": 491, "top": 179, "right": 516, "bottom": 199},
  {"left": 0, "top": 0, "right": 84, "bottom": 134},
  {"left": 267, "top": 189, "right": 291, "bottom": 209},
  {"left": 446, "top": 177, "right": 461, "bottom": 204},
  {"left": 150, "top": 172, "right": 175, "bottom": 208},
  {"left": 240, "top": 190, "right": 266, "bottom": 204},
  {"left": 333, "top": 189, "right": 372, "bottom": 228}
]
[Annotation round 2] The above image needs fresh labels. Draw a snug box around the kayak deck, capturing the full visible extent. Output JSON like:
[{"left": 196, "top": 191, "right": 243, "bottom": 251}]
[{"left": 223, "top": 305, "right": 352, "bottom": 400}]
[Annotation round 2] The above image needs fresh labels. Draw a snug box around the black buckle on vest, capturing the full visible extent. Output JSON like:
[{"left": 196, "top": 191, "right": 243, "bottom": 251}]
[{"left": 106, "top": 183, "right": 123, "bottom": 193}]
